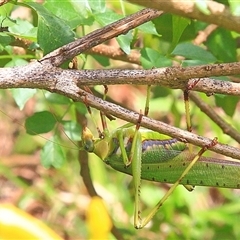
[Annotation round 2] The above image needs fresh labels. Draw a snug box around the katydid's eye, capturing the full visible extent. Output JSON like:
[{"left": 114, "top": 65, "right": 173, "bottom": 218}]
[{"left": 83, "top": 139, "right": 95, "bottom": 152}]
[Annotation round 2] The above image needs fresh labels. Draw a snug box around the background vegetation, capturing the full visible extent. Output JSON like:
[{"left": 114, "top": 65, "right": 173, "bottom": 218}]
[{"left": 0, "top": 1, "right": 240, "bottom": 239}]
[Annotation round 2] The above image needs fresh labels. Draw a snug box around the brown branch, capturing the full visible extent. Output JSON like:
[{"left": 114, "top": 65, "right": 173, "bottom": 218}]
[
  {"left": 193, "top": 24, "right": 218, "bottom": 45},
  {"left": 11, "top": 37, "right": 33, "bottom": 49},
  {"left": 11, "top": 38, "right": 141, "bottom": 65},
  {"left": 0, "top": 63, "right": 240, "bottom": 159},
  {"left": 127, "top": 0, "right": 240, "bottom": 33},
  {"left": 0, "top": 0, "right": 10, "bottom": 6},
  {"left": 86, "top": 44, "right": 141, "bottom": 65},
  {"left": 1, "top": 62, "right": 240, "bottom": 96}
]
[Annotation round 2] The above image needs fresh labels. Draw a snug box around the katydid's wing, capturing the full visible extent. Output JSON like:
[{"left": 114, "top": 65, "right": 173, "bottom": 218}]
[
  {"left": 142, "top": 149, "right": 240, "bottom": 188},
  {"left": 107, "top": 148, "right": 240, "bottom": 189}
]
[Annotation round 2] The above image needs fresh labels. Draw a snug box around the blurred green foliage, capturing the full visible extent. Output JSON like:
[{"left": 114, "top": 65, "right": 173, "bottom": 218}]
[{"left": 0, "top": 0, "right": 240, "bottom": 239}]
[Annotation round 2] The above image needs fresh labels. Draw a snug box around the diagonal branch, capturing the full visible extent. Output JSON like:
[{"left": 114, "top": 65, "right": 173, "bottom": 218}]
[
  {"left": 72, "top": 88, "right": 240, "bottom": 161},
  {"left": 39, "top": 8, "right": 163, "bottom": 67}
]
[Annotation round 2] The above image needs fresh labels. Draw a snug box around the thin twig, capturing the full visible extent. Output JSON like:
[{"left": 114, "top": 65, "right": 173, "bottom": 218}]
[
  {"left": 193, "top": 24, "right": 218, "bottom": 45},
  {"left": 189, "top": 92, "right": 240, "bottom": 144}
]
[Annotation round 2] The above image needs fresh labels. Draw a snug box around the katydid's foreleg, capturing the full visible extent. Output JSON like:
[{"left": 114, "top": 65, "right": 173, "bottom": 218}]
[
  {"left": 184, "top": 79, "right": 200, "bottom": 133},
  {"left": 135, "top": 138, "right": 218, "bottom": 229},
  {"left": 127, "top": 112, "right": 145, "bottom": 228},
  {"left": 99, "top": 85, "right": 116, "bottom": 137},
  {"left": 82, "top": 93, "right": 103, "bottom": 138},
  {"left": 116, "top": 112, "right": 144, "bottom": 167},
  {"left": 100, "top": 85, "right": 109, "bottom": 136},
  {"left": 84, "top": 85, "right": 114, "bottom": 139}
]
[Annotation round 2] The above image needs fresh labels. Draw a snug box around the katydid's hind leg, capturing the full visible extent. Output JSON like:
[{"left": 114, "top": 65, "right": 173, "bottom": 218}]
[
  {"left": 144, "top": 85, "right": 151, "bottom": 116},
  {"left": 137, "top": 138, "right": 218, "bottom": 229},
  {"left": 128, "top": 111, "right": 145, "bottom": 228},
  {"left": 132, "top": 130, "right": 144, "bottom": 228}
]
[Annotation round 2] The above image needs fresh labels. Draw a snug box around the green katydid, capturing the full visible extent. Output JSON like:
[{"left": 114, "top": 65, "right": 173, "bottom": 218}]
[{"left": 81, "top": 85, "right": 240, "bottom": 229}]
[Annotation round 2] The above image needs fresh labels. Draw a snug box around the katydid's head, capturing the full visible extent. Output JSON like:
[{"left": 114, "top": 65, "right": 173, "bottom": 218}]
[
  {"left": 82, "top": 127, "right": 110, "bottom": 160},
  {"left": 82, "top": 127, "right": 95, "bottom": 152}
]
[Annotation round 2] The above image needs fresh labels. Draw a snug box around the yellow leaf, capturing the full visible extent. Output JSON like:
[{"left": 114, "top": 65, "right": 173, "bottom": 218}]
[
  {"left": 0, "top": 203, "right": 63, "bottom": 240},
  {"left": 86, "top": 196, "right": 112, "bottom": 239}
]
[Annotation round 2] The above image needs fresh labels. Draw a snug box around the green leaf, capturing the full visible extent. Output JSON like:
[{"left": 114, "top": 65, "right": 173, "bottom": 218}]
[
  {"left": 170, "top": 16, "right": 190, "bottom": 52},
  {"left": 206, "top": 28, "right": 237, "bottom": 62},
  {"left": 137, "top": 21, "right": 160, "bottom": 36},
  {"left": 62, "top": 120, "right": 82, "bottom": 141},
  {"left": 0, "top": 33, "right": 13, "bottom": 47},
  {"left": 215, "top": 95, "right": 239, "bottom": 117},
  {"left": 26, "top": 2, "right": 75, "bottom": 55},
  {"left": 0, "top": 3, "right": 13, "bottom": 17},
  {"left": 43, "top": 1, "right": 94, "bottom": 28},
  {"left": 229, "top": 0, "right": 240, "bottom": 16},
  {"left": 0, "top": 16, "right": 16, "bottom": 29},
  {"left": 117, "top": 31, "right": 133, "bottom": 54},
  {"left": 91, "top": 54, "right": 110, "bottom": 67},
  {"left": 45, "top": 92, "right": 71, "bottom": 104},
  {"left": 195, "top": 0, "right": 211, "bottom": 15},
  {"left": 41, "top": 136, "right": 66, "bottom": 168},
  {"left": 8, "top": 18, "right": 37, "bottom": 41},
  {"left": 94, "top": 10, "right": 121, "bottom": 26},
  {"left": 5, "top": 58, "right": 29, "bottom": 67},
  {"left": 74, "top": 102, "right": 88, "bottom": 115},
  {"left": 25, "top": 111, "right": 57, "bottom": 135},
  {"left": 153, "top": 14, "right": 196, "bottom": 43},
  {"left": 172, "top": 43, "right": 217, "bottom": 63},
  {"left": 11, "top": 88, "right": 36, "bottom": 110},
  {"left": 88, "top": 0, "right": 106, "bottom": 12},
  {"left": 70, "top": 1, "right": 92, "bottom": 18},
  {"left": 4, "top": 56, "right": 29, "bottom": 67},
  {"left": 141, "top": 48, "right": 172, "bottom": 69}
]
